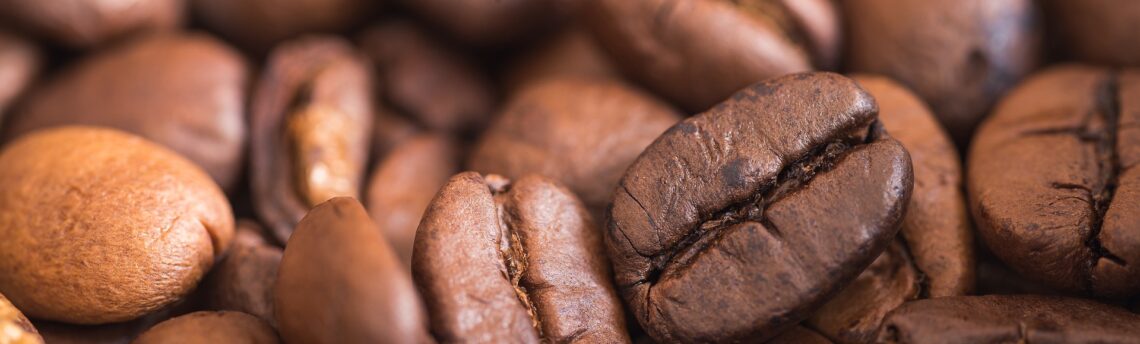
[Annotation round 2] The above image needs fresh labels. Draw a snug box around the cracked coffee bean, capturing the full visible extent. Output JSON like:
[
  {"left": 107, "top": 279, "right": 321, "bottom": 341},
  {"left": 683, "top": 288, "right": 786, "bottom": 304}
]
[
  {"left": 251, "top": 36, "right": 373, "bottom": 244},
  {"left": 468, "top": 77, "right": 682, "bottom": 215},
  {"left": 2, "top": 33, "right": 248, "bottom": 191},
  {"left": 198, "top": 221, "right": 282, "bottom": 326},
  {"left": 0, "top": 291, "right": 41, "bottom": 344},
  {"left": 192, "top": 0, "right": 375, "bottom": 53},
  {"left": 585, "top": 0, "right": 839, "bottom": 112},
  {"left": 134, "top": 311, "right": 279, "bottom": 344},
  {"left": 0, "top": 0, "right": 182, "bottom": 49},
  {"left": 1041, "top": 1, "right": 1140, "bottom": 67},
  {"left": 0, "top": 126, "right": 234, "bottom": 324},
  {"left": 275, "top": 197, "right": 430, "bottom": 343},
  {"left": 969, "top": 65, "right": 1140, "bottom": 299},
  {"left": 413, "top": 173, "right": 629, "bottom": 343},
  {"left": 805, "top": 75, "right": 976, "bottom": 343},
  {"left": 841, "top": 0, "right": 1042, "bottom": 146},
  {"left": 607, "top": 72, "right": 912, "bottom": 342},
  {"left": 0, "top": 30, "right": 39, "bottom": 126},
  {"left": 876, "top": 295, "right": 1140, "bottom": 343}
]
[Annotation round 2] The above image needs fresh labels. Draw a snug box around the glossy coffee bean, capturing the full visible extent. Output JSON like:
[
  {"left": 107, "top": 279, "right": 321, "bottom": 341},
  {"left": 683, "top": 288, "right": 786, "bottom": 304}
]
[
  {"left": 414, "top": 173, "right": 630, "bottom": 343},
  {"left": 134, "top": 311, "right": 279, "bottom": 344},
  {"left": 0, "top": 0, "right": 183, "bottom": 48},
  {"left": 192, "top": 0, "right": 375, "bottom": 53},
  {"left": 0, "top": 292, "right": 42, "bottom": 344},
  {"left": 251, "top": 36, "right": 373, "bottom": 243},
  {"left": 0, "top": 127, "right": 234, "bottom": 324},
  {"left": 468, "top": 77, "right": 682, "bottom": 214},
  {"left": 275, "top": 198, "right": 430, "bottom": 343},
  {"left": 357, "top": 21, "right": 497, "bottom": 135},
  {"left": 842, "top": 0, "right": 1041, "bottom": 146},
  {"left": 1041, "top": 0, "right": 1140, "bottom": 67},
  {"left": 0, "top": 30, "right": 39, "bottom": 125},
  {"left": 365, "top": 133, "right": 459, "bottom": 268},
  {"left": 969, "top": 65, "right": 1140, "bottom": 299},
  {"left": 877, "top": 295, "right": 1140, "bottom": 343},
  {"left": 3, "top": 33, "right": 248, "bottom": 191},
  {"left": 199, "top": 221, "right": 282, "bottom": 326},
  {"left": 607, "top": 72, "right": 912, "bottom": 342},
  {"left": 585, "top": 0, "right": 839, "bottom": 112}
]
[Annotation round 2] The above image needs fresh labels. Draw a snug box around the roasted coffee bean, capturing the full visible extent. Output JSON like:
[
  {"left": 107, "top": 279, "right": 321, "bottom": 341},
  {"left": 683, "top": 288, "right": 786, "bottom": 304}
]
[
  {"left": 877, "top": 295, "right": 1140, "bottom": 343},
  {"left": 414, "top": 173, "right": 629, "bottom": 343},
  {"left": 134, "top": 311, "right": 279, "bottom": 344},
  {"left": 468, "top": 77, "right": 682, "bottom": 214},
  {"left": 0, "top": 30, "right": 39, "bottom": 125},
  {"left": 503, "top": 27, "right": 618, "bottom": 92},
  {"left": 0, "top": 292, "right": 42, "bottom": 344},
  {"left": 841, "top": 0, "right": 1042, "bottom": 146},
  {"left": 767, "top": 326, "right": 831, "bottom": 344},
  {"left": 370, "top": 110, "right": 421, "bottom": 160},
  {"left": 366, "top": 133, "right": 459, "bottom": 267},
  {"left": 199, "top": 221, "right": 282, "bottom": 326},
  {"left": 607, "top": 72, "right": 912, "bottom": 342},
  {"left": 803, "top": 75, "right": 974, "bottom": 343},
  {"left": 0, "top": 127, "right": 234, "bottom": 324},
  {"left": 585, "top": 0, "right": 839, "bottom": 112},
  {"left": 0, "top": 0, "right": 182, "bottom": 48},
  {"left": 192, "top": 0, "right": 375, "bottom": 53},
  {"left": 357, "top": 21, "right": 497, "bottom": 135},
  {"left": 250, "top": 36, "right": 373, "bottom": 243},
  {"left": 2, "top": 33, "right": 247, "bottom": 190},
  {"left": 969, "top": 65, "right": 1140, "bottom": 299},
  {"left": 1041, "top": 1, "right": 1140, "bottom": 67},
  {"left": 398, "top": 0, "right": 575, "bottom": 45},
  {"left": 275, "top": 197, "right": 430, "bottom": 343}
]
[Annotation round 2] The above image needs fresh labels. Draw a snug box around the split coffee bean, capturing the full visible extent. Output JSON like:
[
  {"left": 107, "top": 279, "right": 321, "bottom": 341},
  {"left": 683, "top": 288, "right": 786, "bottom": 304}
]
[
  {"left": 275, "top": 197, "right": 430, "bottom": 343},
  {"left": 607, "top": 72, "right": 912, "bottom": 342},
  {"left": 133, "top": 311, "right": 279, "bottom": 344},
  {"left": 0, "top": 126, "right": 233, "bottom": 324},
  {"left": 414, "top": 173, "right": 629, "bottom": 343},
  {"left": 969, "top": 65, "right": 1140, "bottom": 299},
  {"left": 251, "top": 36, "right": 374, "bottom": 243}
]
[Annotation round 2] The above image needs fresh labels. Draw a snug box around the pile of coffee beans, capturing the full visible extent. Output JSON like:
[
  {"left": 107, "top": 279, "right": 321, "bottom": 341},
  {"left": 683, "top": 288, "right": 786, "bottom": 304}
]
[{"left": 0, "top": 0, "right": 1138, "bottom": 343}]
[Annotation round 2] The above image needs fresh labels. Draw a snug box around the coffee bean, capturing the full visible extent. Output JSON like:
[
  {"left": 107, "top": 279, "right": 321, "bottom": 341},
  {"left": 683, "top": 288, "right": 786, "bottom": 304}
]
[
  {"left": 468, "top": 77, "right": 682, "bottom": 214},
  {"left": 250, "top": 36, "right": 374, "bottom": 244},
  {"left": 0, "top": 30, "right": 39, "bottom": 125},
  {"left": 134, "top": 311, "right": 279, "bottom": 344},
  {"left": 366, "top": 133, "right": 460, "bottom": 267},
  {"left": 414, "top": 173, "right": 629, "bottom": 342},
  {"left": 0, "top": 0, "right": 182, "bottom": 48},
  {"left": 357, "top": 21, "right": 498, "bottom": 135},
  {"left": 275, "top": 197, "right": 430, "bottom": 343},
  {"left": 806, "top": 240, "right": 919, "bottom": 343},
  {"left": 198, "top": 221, "right": 282, "bottom": 327},
  {"left": 0, "top": 126, "right": 233, "bottom": 324},
  {"left": 584, "top": 0, "right": 838, "bottom": 112},
  {"left": 0, "top": 291, "right": 42, "bottom": 344},
  {"left": 607, "top": 72, "right": 912, "bottom": 342},
  {"left": 398, "top": 0, "right": 575, "bottom": 45},
  {"left": 767, "top": 326, "right": 831, "bottom": 344},
  {"left": 877, "top": 295, "right": 1140, "bottom": 343},
  {"left": 2, "top": 33, "right": 247, "bottom": 190},
  {"left": 192, "top": 0, "right": 375, "bottom": 53},
  {"left": 1041, "top": 0, "right": 1140, "bottom": 67},
  {"left": 969, "top": 65, "right": 1140, "bottom": 299},
  {"left": 842, "top": 0, "right": 1042, "bottom": 146},
  {"left": 502, "top": 27, "right": 619, "bottom": 92}
]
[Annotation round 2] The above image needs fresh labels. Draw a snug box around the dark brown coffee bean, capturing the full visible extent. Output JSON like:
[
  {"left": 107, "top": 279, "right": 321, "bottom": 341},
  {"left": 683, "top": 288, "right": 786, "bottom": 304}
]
[
  {"left": 607, "top": 72, "right": 912, "bottom": 342},
  {"left": 0, "top": 291, "right": 42, "bottom": 344},
  {"left": 877, "top": 295, "right": 1140, "bottom": 343},
  {"left": 275, "top": 197, "right": 430, "bottom": 343},
  {"left": 192, "top": 0, "right": 375, "bottom": 53},
  {"left": 503, "top": 28, "right": 619, "bottom": 92},
  {"left": 251, "top": 36, "right": 374, "bottom": 243},
  {"left": 370, "top": 109, "right": 422, "bottom": 160},
  {"left": 1041, "top": 1, "right": 1140, "bottom": 67},
  {"left": 468, "top": 77, "right": 681, "bottom": 214},
  {"left": 199, "top": 221, "right": 282, "bottom": 327},
  {"left": 398, "top": 0, "right": 575, "bottom": 45},
  {"left": 585, "top": 0, "right": 839, "bottom": 112},
  {"left": 969, "top": 65, "right": 1140, "bottom": 299},
  {"left": 366, "top": 133, "right": 459, "bottom": 267},
  {"left": 767, "top": 326, "right": 831, "bottom": 344},
  {"left": 414, "top": 173, "right": 629, "bottom": 343},
  {"left": 0, "top": 30, "right": 39, "bottom": 125},
  {"left": 0, "top": 0, "right": 182, "bottom": 48},
  {"left": 0, "top": 127, "right": 234, "bottom": 324},
  {"left": 134, "top": 311, "right": 279, "bottom": 344},
  {"left": 357, "top": 21, "right": 497, "bottom": 135},
  {"left": 842, "top": 0, "right": 1042, "bottom": 146},
  {"left": 2, "top": 33, "right": 248, "bottom": 190},
  {"left": 806, "top": 240, "right": 919, "bottom": 343}
]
